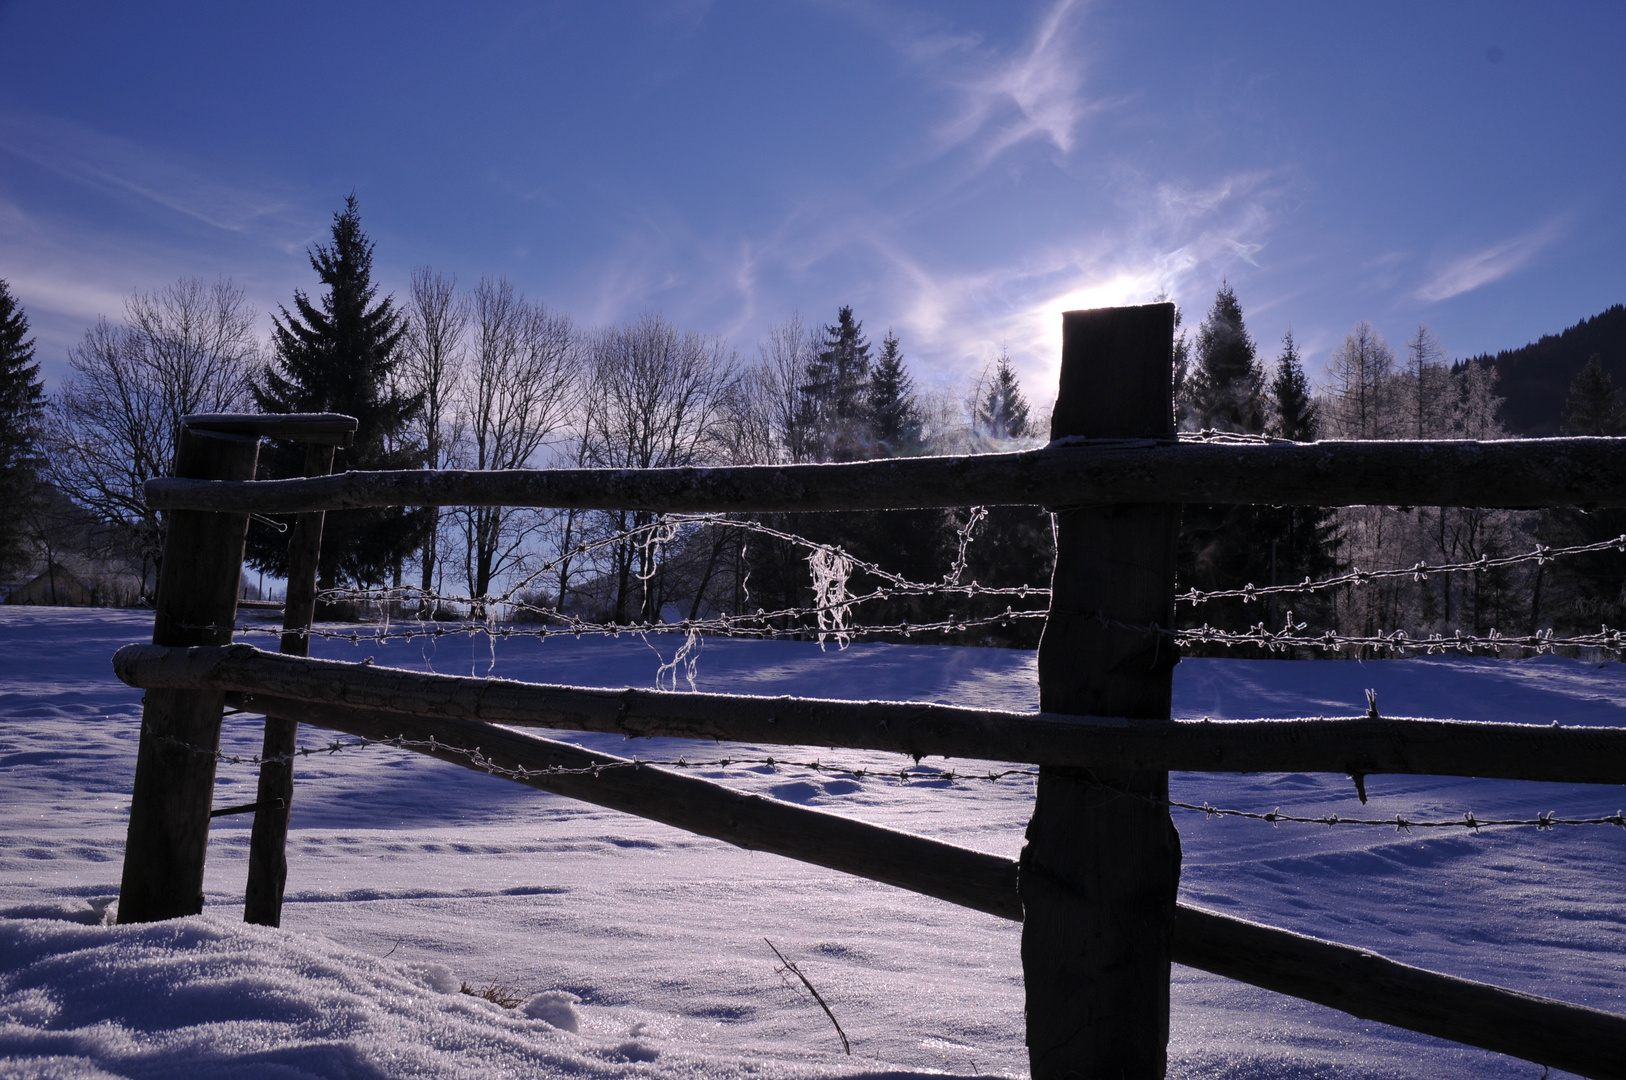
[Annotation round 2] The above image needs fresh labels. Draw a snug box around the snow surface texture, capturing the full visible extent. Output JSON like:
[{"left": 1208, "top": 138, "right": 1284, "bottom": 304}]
[{"left": 1, "top": 606, "right": 1623, "bottom": 1078}]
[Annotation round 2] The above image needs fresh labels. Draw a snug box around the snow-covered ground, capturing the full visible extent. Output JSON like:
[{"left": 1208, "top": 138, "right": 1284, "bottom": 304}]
[{"left": 2, "top": 605, "right": 1624, "bottom": 1078}]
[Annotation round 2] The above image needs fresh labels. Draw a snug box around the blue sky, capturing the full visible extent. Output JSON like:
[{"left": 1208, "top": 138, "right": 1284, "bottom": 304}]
[{"left": 1, "top": 0, "right": 1622, "bottom": 403}]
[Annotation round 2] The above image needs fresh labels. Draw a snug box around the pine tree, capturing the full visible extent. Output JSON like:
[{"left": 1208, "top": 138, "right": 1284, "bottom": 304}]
[
  {"left": 975, "top": 352, "right": 1031, "bottom": 441},
  {"left": 1561, "top": 354, "right": 1624, "bottom": 436},
  {"left": 800, "top": 306, "right": 872, "bottom": 461},
  {"left": 0, "top": 280, "right": 45, "bottom": 578},
  {"left": 1189, "top": 282, "right": 1265, "bottom": 433},
  {"left": 866, "top": 330, "right": 922, "bottom": 456},
  {"left": 1179, "top": 287, "right": 1273, "bottom": 647},
  {"left": 1268, "top": 330, "right": 1317, "bottom": 441},
  {"left": 1539, "top": 355, "right": 1626, "bottom": 631},
  {"left": 1156, "top": 291, "right": 1193, "bottom": 430},
  {"left": 1262, "top": 330, "right": 1340, "bottom": 639},
  {"left": 249, "top": 195, "right": 429, "bottom": 591}
]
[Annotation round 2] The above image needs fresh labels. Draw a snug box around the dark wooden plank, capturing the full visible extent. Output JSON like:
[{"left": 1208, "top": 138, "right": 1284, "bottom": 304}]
[
  {"left": 116, "top": 427, "right": 260, "bottom": 924},
  {"left": 143, "top": 436, "right": 1626, "bottom": 514},
  {"left": 227, "top": 693, "right": 1626, "bottom": 1079},
  {"left": 1022, "top": 303, "right": 1183, "bottom": 1077},
  {"left": 228, "top": 693, "right": 1024, "bottom": 922},
  {"left": 1171, "top": 906, "right": 1626, "bottom": 1080},
  {"left": 110, "top": 642, "right": 1626, "bottom": 785},
  {"left": 183, "top": 412, "right": 357, "bottom": 445},
  {"left": 243, "top": 441, "right": 336, "bottom": 928}
]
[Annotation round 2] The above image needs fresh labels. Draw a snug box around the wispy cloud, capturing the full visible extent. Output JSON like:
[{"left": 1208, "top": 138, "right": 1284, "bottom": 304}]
[
  {"left": 0, "top": 108, "right": 302, "bottom": 237},
  {"left": 937, "top": 0, "right": 1094, "bottom": 160},
  {"left": 733, "top": 167, "right": 1280, "bottom": 397},
  {"left": 1415, "top": 221, "right": 1564, "bottom": 303},
  {"left": 0, "top": 108, "right": 333, "bottom": 379}
]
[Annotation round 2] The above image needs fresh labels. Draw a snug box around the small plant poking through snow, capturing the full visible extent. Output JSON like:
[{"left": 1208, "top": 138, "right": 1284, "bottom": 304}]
[
  {"left": 765, "top": 937, "right": 850, "bottom": 1055},
  {"left": 460, "top": 981, "right": 524, "bottom": 1008}
]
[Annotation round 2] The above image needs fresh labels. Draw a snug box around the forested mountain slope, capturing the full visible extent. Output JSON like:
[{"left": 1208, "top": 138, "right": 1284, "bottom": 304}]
[{"left": 1467, "top": 304, "right": 1626, "bottom": 435}]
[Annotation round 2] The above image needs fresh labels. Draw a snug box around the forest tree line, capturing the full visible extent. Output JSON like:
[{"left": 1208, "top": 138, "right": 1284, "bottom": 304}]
[{"left": 1, "top": 196, "right": 1623, "bottom": 650}]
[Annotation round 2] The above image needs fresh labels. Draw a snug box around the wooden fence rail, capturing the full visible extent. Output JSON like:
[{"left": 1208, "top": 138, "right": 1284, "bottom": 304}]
[
  {"left": 112, "top": 643, "right": 1626, "bottom": 784},
  {"left": 195, "top": 690, "right": 1626, "bottom": 1080},
  {"left": 143, "top": 435, "right": 1626, "bottom": 514}
]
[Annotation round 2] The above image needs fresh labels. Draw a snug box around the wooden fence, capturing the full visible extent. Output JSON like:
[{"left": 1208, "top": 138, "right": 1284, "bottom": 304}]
[{"left": 111, "top": 304, "right": 1626, "bottom": 1079}]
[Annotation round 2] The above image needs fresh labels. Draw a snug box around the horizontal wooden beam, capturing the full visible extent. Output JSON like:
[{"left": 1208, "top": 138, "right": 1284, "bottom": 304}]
[
  {"left": 113, "top": 644, "right": 1626, "bottom": 784},
  {"left": 231, "top": 690, "right": 1024, "bottom": 921},
  {"left": 1170, "top": 906, "right": 1626, "bottom": 1080},
  {"left": 142, "top": 436, "right": 1626, "bottom": 513},
  {"left": 183, "top": 412, "right": 357, "bottom": 446},
  {"left": 230, "top": 693, "right": 1626, "bottom": 1078}
]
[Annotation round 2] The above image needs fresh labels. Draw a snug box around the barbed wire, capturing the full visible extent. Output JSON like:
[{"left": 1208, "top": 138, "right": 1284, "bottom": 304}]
[
  {"left": 1164, "top": 800, "right": 1626, "bottom": 832},
  {"left": 215, "top": 606, "right": 1051, "bottom": 646},
  {"left": 235, "top": 479, "right": 1626, "bottom": 660},
  {"left": 322, "top": 510, "right": 1046, "bottom": 616},
  {"left": 214, "top": 606, "right": 1626, "bottom": 660},
  {"left": 152, "top": 723, "right": 1626, "bottom": 833},
  {"left": 1176, "top": 430, "right": 1290, "bottom": 445},
  {"left": 1177, "top": 536, "right": 1626, "bottom": 607},
  {"left": 1161, "top": 614, "right": 1626, "bottom": 657}
]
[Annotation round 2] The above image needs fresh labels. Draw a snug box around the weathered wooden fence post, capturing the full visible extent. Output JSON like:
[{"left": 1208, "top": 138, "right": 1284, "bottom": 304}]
[
  {"left": 244, "top": 439, "right": 337, "bottom": 927},
  {"left": 117, "top": 425, "right": 260, "bottom": 923},
  {"left": 1020, "top": 303, "right": 1182, "bottom": 1077}
]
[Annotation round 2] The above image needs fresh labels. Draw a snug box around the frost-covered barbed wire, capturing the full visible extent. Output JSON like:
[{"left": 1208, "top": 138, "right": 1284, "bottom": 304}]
[
  {"left": 322, "top": 509, "right": 1045, "bottom": 616},
  {"left": 1176, "top": 430, "right": 1291, "bottom": 445},
  {"left": 151, "top": 723, "right": 1626, "bottom": 832},
  {"left": 215, "top": 607, "right": 1052, "bottom": 645},
  {"left": 218, "top": 605, "right": 1626, "bottom": 657},
  {"left": 1160, "top": 613, "right": 1626, "bottom": 657},
  {"left": 1177, "top": 535, "right": 1626, "bottom": 607}
]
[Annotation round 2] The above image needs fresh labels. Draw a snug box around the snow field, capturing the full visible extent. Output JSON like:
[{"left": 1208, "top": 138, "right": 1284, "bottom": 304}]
[{"left": 2, "top": 606, "right": 1624, "bottom": 1077}]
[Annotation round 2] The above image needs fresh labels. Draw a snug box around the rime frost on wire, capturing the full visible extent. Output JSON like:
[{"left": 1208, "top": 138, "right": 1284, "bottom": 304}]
[
  {"left": 651, "top": 625, "right": 703, "bottom": 692},
  {"left": 944, "top": 506, "right": 988, "bottom": 588},
  {"left": 807, "top": 545, "right": 854, "bottom": 650}
]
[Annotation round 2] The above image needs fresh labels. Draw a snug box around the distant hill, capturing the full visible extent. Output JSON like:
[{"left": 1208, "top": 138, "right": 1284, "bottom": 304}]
[{"left": 1465, "top": 304, "right": 1626, "bottom": 436}]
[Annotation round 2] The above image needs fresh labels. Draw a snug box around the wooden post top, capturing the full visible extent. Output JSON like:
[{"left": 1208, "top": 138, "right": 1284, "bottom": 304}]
[
  {"left": 1053, "top": 303, "right": 1175, "bottom": 441},
  {"left": 183, "top": 413, "right": 358, "bottom": 446}
]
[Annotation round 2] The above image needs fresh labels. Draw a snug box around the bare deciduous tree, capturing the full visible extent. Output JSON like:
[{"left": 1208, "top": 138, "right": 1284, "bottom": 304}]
[
  {"left": 401, "top": 268, "right": 467, "bottom": 600},
  {"left": 48, "top": 277, "right": 258, "bottom": 593},
  {"left": 454, "top": 277, "right": 576, "bottom": 613},
  {"left": 582, "top": 312, "right": 736, "bottom": 622},
  {"left": 1323, "top": 320, "right": 1397, "bottom": 440}
]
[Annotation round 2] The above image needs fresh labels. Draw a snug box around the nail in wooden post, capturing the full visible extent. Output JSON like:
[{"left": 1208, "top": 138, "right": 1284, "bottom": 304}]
[
  {"left": 243, "top": 441, "right": 335, "bottom": 927},
  {"left": 117, "top": 427, "right": 260, "bottom": 924},
  {"left": 1020, "top": 303, "right": 1182, "bottom": 1078}
]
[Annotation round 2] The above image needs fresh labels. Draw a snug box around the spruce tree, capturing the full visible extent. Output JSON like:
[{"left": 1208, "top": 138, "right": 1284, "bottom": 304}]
[
  {"left": 975, "top": 352, "right": 1031, "bottom": 441},
  {"left": 249, "top": 195, "right": 429, "bottom": 591},
  {"left": 867, "top": 330, "right": 922, "bottom": 456},
  {"left": 1269, "top": 330, "right": 1317, "bottom": 441},
  {"left": 800, "top": 306, "right": 872, "bottom": 461},
  {"left": 1541, "top": 355, "right": 1626, "bottom": 630},
  {"left": 1561, "top": 354, "right": 1624, "bottom": 436},
  {"left": 1262, "top": 330, "right": 1340, "bottom": 637},
  {"left": 1179, "top": 286, "right": 1273, "bottom": 648},
  {"left": 1189, "top": 282, "right": 1265, "bottom": 433},
  {"left": 0, "top": 280, "right": 44, "bottom": 579},
  {"left": 962, "top": 354, "right": 1049, "bottom": 646}
]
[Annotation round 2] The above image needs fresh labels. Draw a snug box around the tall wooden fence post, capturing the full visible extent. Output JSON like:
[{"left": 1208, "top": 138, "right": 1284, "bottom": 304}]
[
  {"left": 1020, "top": 303, "right": 1182, "bottom": 1077},
  {"left": 243, "top": 440, "right": 336, "bottom": 927},
  {"left": 117, "top": 426, "right": 260, "bottom": 923}
]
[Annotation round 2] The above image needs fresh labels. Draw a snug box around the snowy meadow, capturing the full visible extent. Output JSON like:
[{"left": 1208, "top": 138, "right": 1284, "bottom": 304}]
[{"left": 2, "top": 606, "right": 1624, "bottom": 1079}]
